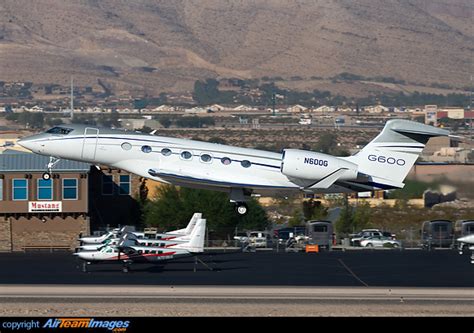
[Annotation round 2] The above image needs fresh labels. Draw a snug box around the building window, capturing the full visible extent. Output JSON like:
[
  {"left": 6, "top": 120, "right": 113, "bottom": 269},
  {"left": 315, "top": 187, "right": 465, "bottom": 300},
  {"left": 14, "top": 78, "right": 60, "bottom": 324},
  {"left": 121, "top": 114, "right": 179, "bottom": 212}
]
[
  {"left": 119, "top": 175, "right": 131, "bottom": 195},
  {"left": 63, "top": 178, "right": 78, "bottom": 200},
  {"left": 37, "top": 178, "right": 53, "bottom": 200},
  {"left": 12, "top": 179, "right": 28, "bottom": 201},
  {"left": 0, "top": 179, "right": 3, "bottom": 201},
  {"left": 102, "top": 175, "right": 114, "bottom": 195}
]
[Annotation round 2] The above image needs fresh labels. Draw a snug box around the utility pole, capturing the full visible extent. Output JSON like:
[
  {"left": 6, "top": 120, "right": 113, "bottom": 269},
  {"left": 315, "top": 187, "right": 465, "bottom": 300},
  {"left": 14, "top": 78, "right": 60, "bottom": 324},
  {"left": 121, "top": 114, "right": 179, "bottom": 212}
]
[
  {"left": 272, "top": 89, "right": 276, "bottom": 117},
  {"left": 70, "top": 76, "right": 74, "bottom": 121}
]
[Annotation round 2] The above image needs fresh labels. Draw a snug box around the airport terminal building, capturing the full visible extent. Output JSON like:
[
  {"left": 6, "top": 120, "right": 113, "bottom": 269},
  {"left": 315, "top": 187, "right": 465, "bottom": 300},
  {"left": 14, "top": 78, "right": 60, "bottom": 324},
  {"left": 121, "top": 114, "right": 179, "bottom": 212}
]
[{"left": 0, "top": 149, "right": 143, "bottom": 252}]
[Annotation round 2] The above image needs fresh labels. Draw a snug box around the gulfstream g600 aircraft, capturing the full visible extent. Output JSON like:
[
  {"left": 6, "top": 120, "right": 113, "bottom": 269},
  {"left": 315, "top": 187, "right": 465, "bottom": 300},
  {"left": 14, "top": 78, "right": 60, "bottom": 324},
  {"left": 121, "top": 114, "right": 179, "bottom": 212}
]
[{"left": 18, "top": 119, "right": 448, "bottom": 214}]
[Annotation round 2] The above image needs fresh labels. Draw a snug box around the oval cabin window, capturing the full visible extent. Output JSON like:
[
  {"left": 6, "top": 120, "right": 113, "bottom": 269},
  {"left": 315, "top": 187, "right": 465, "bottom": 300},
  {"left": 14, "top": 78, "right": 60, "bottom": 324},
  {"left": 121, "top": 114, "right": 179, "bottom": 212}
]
[
  {"left": 141, "top": 145, "right": 152, "bottom": 153},
  {"left": 161, "top": 148, "right": 172, "bottom": 156},
  {"left": 221, "top": 157, "right": 231, "bottom": 165},
  {"left": 181, "top": 151, "right": 192, "bottom": 160},
  {"left": 121, "top": 142, "right": 132, "bottom": 151},
  {"left": 200, "top": 154, "right": 212, "bottom": 163}
]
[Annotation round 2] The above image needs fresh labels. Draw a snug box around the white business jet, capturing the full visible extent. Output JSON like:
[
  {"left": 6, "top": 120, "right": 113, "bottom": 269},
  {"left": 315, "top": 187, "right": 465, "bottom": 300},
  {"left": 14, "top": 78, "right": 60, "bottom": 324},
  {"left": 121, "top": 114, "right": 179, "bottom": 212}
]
[
  {"left": 74, "top": 218, "right": 206, "bottom": 272},
  {"left": 18, "top": 119, "right": 449, "bottom": 214}
]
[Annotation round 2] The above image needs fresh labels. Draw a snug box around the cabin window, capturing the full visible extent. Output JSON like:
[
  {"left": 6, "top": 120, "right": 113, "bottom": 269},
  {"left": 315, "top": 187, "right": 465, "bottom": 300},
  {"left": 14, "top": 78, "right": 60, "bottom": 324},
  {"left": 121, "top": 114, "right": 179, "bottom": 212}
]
[
  {"left": 158, "top": 251, "right": 163, "bottom": 254},
  {"left": 141, "top": 145, "right": 152, "bottom": 153},
  {"left": 221, "top": 157, "right": 231, "bottom": 165},
  {"left": 119, "top": 175, "right": 130, "bottom": 195},
  {"left": 200, "top": 154, "right": 212, "bottom": 163},
  {"left": 181, "top": 151, "right": 192, "bottom": 160},
  {"left": 161, "top": 148, "right": 172, "bottom": 156},
  {"left": 151, "top": 250, "right": 156, "bottom": 254},
  {"left": 241, "top": 160, "right": 251, "bottom": 168},
  {"left": 121, "top": 142, "right": 132, "bottom": 151},
  {"left": 145, "top": 250, "right": 150, "bottom": 254},
  {"left": 63, "top": 178, "right": 78, "bottom": 200},
  {"left": 37, "top": 178, "right": 53, "bottom": 200},
  {"left": 12, "top": 179, "right": 28, "bottom": 201},
  {"left": 46, "top": 127, "right": 73, "bottom": 135}
]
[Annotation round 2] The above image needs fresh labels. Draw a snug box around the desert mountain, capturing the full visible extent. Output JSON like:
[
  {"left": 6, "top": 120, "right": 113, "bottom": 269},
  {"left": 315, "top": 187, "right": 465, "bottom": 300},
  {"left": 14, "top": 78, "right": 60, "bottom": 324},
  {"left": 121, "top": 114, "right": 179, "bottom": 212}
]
[{"left": 0, "top": 0, "right": 472, "bottom": 96}]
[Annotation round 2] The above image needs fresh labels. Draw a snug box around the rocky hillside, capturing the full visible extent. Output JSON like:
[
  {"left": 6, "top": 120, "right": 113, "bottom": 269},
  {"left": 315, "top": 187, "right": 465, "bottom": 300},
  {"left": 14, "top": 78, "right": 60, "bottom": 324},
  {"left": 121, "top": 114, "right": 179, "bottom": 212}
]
[{"left": 0, "top": 0, "right": 472, "bottom": 96}]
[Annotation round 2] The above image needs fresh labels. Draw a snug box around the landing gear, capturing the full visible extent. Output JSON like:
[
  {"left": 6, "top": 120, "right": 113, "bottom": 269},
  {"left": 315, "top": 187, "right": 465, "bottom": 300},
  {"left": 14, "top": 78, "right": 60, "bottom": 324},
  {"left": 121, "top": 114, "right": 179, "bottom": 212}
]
[
  {"left": 229, "top": 188, "right": 251, "bottom": 215},
  {"left": 122, "top": 261, "right": 132, "bottom": 273},
  {"left": 235, "top": 202, "right": 249, "bottom": 215},
  {"left": 82, "top": 261, "right": 91, "bottom": 273},
  {"left": 43, "top": 156, "right": 60, "bottom": 180}
]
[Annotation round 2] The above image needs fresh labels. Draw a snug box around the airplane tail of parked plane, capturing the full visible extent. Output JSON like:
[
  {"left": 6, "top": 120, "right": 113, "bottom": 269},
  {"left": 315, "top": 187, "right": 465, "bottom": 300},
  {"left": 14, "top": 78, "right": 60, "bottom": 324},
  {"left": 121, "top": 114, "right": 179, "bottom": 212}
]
[
  {"left": 170, "top": 213, "right": 202, "bottom": 235},
  {"left": 172, "top": 218, "right": 206, "bottom": 253},
  {"left": 344, "top": 119, "right": 449, "bottom": 188}
]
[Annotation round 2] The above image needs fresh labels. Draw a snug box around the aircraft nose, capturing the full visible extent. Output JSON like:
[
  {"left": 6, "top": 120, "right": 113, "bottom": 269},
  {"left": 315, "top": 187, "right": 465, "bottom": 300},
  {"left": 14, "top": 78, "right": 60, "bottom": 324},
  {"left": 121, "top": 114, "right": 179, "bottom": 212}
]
[{"left": 17, "top": 134, "right": 47, "bottom": 153}]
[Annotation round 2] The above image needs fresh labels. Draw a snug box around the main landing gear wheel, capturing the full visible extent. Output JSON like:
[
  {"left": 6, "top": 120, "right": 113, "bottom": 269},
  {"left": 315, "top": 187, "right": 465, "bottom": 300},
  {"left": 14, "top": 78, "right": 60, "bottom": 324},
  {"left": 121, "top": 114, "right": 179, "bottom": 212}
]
[
  {"left": 42, "top": 172, "right": 51, "bottom": 180},
  {"left": 235, "top": 202, "right": 248, "bottom": 215}
]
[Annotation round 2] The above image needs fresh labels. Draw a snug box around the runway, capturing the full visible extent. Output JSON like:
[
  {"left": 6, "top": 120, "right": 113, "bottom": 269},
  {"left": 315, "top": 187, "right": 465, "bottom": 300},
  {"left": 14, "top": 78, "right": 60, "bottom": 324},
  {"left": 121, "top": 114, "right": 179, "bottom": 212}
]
[
  {"left": 0, "top": 285, "right": 473, "bottom": 316},
  {"left": 0, "top": 250, "right": 472, "bottom": 316}
]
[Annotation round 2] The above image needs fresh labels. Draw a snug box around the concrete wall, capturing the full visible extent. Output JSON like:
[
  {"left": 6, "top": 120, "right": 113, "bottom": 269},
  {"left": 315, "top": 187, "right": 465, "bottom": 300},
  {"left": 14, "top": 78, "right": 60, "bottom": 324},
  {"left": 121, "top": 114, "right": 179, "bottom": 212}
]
[{"left": 0, "top": 216, "right": 12, "bottom": 252}]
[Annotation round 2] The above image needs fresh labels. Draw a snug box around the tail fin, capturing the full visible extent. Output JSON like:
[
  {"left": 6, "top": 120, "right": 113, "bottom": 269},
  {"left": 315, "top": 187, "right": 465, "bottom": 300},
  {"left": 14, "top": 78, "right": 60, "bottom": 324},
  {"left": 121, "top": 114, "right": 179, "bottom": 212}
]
[
  {"left": 345, "top": 119, "right": 449, "bottom": 188},
  {"left": 169, "top": 213, "right": 202, "bottom": 235},
  {"left": 174, "top": 218, "right": 206, "bottom": 253}
]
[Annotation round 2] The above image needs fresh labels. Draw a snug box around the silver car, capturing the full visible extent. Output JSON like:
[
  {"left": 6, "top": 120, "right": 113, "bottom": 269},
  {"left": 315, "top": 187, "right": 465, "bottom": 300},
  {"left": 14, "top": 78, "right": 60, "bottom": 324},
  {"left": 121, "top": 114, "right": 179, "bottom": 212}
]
[{"left": 360, "top": 236, "right": 402, "bottom": 248}]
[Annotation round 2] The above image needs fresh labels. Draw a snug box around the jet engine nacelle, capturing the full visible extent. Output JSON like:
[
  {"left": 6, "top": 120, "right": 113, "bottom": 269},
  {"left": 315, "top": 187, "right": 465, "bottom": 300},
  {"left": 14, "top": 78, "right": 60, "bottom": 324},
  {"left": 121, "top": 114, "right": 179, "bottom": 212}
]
[{"left": 281, "top": 149, "right": 358, "bottom": 182}]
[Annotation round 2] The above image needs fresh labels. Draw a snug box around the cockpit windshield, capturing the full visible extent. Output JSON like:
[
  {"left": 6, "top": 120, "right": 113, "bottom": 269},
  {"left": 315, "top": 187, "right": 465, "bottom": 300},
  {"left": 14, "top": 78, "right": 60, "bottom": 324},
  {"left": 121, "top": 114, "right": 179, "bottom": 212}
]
[{"left": 46, "top": 127, "right": 74, "bottom": 135}]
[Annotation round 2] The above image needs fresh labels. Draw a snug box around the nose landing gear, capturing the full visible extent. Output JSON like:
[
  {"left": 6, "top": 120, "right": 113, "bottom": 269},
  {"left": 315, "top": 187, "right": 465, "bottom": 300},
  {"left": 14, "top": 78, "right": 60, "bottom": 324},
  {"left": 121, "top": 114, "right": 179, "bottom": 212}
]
[{"left": 42, "top": 156, "right": 61, "bottom": 180}]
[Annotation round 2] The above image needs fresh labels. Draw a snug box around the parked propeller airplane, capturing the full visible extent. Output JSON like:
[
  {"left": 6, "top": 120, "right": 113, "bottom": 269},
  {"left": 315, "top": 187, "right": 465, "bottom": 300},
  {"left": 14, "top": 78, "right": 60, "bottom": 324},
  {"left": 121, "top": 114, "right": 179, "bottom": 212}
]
[
  {"left": 18, "top": 119, "right": 449, "bottom": 214},
  {"left": 74, "top": 218, "right": 206, "bottom": 272},
  {"left": 78, "top": 213, "right": 201, "bottom": 247}
]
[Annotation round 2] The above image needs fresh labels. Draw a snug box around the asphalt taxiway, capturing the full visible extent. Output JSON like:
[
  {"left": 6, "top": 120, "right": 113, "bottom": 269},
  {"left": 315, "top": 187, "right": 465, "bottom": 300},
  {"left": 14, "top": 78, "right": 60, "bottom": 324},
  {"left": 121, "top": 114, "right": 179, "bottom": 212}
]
[{"left": 0, "top": 250, "right": 472, "bottom": 316}]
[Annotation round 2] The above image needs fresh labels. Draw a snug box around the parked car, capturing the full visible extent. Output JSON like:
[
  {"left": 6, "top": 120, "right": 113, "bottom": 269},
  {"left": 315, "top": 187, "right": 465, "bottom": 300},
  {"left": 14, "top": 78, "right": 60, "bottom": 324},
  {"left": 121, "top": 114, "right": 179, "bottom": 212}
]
[
  {"left": 350, "top": 229, "right": 383, "bottom": 246},
  {"left": 274, "top": 226, "right": 306, "bottom": 245},
  {"left": 248, "top": 231, "right": 272, "bottom": 248},
  {"left": 360, "top": 236, "right": 402, "bottom": 248},
  {"left": 233, "top": 231, "right": 249, "bottom": 244}
]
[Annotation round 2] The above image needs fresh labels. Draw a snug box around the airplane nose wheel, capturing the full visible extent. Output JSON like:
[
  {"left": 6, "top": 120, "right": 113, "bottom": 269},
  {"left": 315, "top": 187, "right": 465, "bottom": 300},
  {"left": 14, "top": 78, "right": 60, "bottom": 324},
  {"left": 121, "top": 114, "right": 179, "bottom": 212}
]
[
  {"left": 235, "top": 202, "right": 248, "bottom": 215},
  {"left": 42, "top": 172, "right": 51, "bottom": 180}
]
